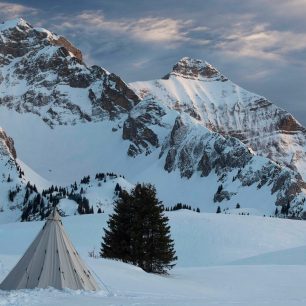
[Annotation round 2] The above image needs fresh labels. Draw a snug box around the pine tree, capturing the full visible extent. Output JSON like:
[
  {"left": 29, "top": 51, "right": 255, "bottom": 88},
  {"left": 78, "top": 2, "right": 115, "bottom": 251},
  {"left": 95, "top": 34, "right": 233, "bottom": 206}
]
[
  {"left": 101, "top": 184, "right": 177, "bottom": 274},
  {"left": 101, "top": 190, "right": 133, "bottom": 263},
  {"left": 216, "top": 206, "right": 221, "bottom": 213},
  {"left": 217, "top": 184, "right": 223, "bottom": 194}
]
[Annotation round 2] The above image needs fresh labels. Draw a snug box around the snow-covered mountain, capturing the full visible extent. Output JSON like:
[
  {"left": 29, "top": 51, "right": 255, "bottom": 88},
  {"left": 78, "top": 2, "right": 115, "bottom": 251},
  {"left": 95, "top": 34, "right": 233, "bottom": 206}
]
[
  {"left": 0, "top": 18, "right": 306, "bottom": 219},
  {"left": 0, "top": 18, "right": 139, "bottom": 126},
  {"left": 131, "top": 57, "right": 306, "bottom": 180},
  {"left": 123, "top": 96, "right": 306, "bottom": 217}
]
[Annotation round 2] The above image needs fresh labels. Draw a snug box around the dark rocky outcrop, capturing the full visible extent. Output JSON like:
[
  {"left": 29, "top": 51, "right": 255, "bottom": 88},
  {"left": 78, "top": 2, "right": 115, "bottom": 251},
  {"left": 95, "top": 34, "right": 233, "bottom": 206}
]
[
  {"left": 123, "top": 116, "right": 159, "bottom": 157},
  {"left": 0, "top": 129, "right": 17, "bottom": 159},
  {"left": 164, "top": 57, "right": 228, "bottom": 81},
  {"left": 122, "top": 99, "right": 165, "bottom": 156}
]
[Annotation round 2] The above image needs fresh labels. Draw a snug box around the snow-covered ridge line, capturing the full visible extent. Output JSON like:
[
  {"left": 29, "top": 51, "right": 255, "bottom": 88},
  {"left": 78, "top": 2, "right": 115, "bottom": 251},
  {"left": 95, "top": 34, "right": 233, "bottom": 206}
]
[{"left": 0, "top": 18, "right": 31, "bottom": 31}]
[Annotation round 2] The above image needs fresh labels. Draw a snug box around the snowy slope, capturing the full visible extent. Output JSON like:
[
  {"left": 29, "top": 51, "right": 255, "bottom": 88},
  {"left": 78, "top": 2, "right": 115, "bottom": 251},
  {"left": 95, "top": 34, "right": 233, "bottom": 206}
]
[
  {"left": 0, "top": 123, "right": 135, "bottom": 222},
  {"left": 57, "top": 173, "right": 134, "bottom": 215},
  {"left": 2, "top": 213, "right": 306, "bottom": 305},
  {"left": 19, "top": 171, "right": 135, "bottom": 222},
  {"left": 0, "top": 127, "right": 41, "bottom": 223},
  {"left": 131, "top": 57, "right": 306, "bottom": 179}
]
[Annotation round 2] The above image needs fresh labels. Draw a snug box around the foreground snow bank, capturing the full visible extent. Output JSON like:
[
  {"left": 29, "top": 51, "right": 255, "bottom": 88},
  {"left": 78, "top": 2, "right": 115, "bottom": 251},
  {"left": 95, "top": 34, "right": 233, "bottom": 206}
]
[
  {"left": 2, "top": 263, "right": 306, "bottom": 306},
  {"left": 1, "top": 212, "right": 306, "bottom": 305}
]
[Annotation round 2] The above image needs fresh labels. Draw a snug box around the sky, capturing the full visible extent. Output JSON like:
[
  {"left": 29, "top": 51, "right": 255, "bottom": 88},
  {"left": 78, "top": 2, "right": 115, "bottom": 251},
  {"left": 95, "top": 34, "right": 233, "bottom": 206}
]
[{"left": 1, "top": 0, "right": 306, "bottom": 124}]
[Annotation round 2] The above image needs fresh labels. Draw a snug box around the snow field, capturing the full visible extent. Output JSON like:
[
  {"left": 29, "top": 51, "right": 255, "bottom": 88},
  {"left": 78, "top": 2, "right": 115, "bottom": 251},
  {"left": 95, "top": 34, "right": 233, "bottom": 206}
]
[{"left": 1, "top": 213, "right": 306, "bottom": 305}]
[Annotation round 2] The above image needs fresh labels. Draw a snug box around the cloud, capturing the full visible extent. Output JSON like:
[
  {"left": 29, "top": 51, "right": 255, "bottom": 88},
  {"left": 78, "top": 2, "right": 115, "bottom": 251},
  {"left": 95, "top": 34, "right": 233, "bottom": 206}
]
[
  {"left": 52, "top": 11, "right": 193, "bottom": 45},
  {"left": 0, "top": 2, "right": 38, "bottom": 20},
  {"left": 49, "top": 10, "right": 214, "bottom": 48},
  {"left": 255, "top": 0, "right": 306, "bottom": 18},
  {"left": 215, "top": 22, "right": 306, "bottom": 64},
  {"left": 129, "top": 17, "right": 191, "bottom": 43}
]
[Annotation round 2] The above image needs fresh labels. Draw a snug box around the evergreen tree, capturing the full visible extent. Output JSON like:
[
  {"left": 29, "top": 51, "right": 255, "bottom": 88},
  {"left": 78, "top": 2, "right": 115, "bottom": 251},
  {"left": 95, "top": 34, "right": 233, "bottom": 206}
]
[
  {"left": 101, "top": 190, "right": 133, "bottom": 263},
  {"left": 100, "top": 183, "right": 177, "bottom": 274},
  {"left": 217, "top": 184, "right": 223, "bottom": 194},
  {"left": 216, "top": 206, "right": 221, "bottom": 213},
  {"left": 24, "top": 188, "right": 30, "bottom": 204}
]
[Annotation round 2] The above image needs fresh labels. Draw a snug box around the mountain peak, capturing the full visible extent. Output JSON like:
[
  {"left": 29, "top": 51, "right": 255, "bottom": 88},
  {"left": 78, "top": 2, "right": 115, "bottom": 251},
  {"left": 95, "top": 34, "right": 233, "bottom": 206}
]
[
  {"left": 0, "top": 18, "right": 83, "bottom": 62},
  {"left": 0, "top": 18, "right": 31, "bottom": 31},
  {"left": 163, "top": 57, "right": 227, "bottom": 81}
]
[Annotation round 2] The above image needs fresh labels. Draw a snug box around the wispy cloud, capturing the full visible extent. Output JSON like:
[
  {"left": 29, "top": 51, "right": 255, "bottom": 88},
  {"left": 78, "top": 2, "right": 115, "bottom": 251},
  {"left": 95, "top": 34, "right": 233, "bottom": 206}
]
[
  {"left": 52, "top": 11, "right": 195, "bottom": 45},
  {"left": 215, "top": 22, "right": 306, "bottom": 63},
  {"left": 0, "top": 1, "right": 38, "bottom": 20}
]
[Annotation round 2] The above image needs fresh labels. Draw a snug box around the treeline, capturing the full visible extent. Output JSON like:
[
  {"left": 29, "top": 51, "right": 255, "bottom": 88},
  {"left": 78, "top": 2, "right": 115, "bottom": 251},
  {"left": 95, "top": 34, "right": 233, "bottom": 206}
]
[
  {"left": 18, "top": 171, "right": 126, "bottom": 221},
  {"left": 165, "top": 203, "right": 200, "bottom": 213}
]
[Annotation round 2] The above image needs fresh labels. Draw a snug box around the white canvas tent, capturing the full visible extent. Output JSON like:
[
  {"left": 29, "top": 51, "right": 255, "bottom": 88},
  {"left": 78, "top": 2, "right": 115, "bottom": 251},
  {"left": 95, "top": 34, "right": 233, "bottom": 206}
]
[{"left": 0, "top": 208, "right": 100, "bottom": 291}]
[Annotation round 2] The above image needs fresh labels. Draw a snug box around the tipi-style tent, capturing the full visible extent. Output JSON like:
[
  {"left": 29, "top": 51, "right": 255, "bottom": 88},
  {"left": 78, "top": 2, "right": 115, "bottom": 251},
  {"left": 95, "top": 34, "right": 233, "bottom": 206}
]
[{"left": 0, "top": 208, "right": 100, "bottom": 291}]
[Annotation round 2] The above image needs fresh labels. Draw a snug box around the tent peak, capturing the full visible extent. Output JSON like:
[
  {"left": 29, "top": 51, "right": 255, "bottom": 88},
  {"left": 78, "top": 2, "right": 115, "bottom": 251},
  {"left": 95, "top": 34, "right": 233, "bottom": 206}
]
[{"left": 47, "top": 207, "right": 61, "bottom": 221}]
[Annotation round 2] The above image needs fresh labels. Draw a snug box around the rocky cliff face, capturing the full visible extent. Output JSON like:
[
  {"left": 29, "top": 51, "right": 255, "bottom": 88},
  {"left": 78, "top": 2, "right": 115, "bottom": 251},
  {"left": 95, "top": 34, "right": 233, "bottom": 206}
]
[
  {"left": 0, "top": 129, "right": 16, "bottom": 160},
  {"left": 0, "top": 18, "right": 139, "bottom": 126},
  {"left": 131, "top": 57, "right": 306, "bottom": 180}
]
